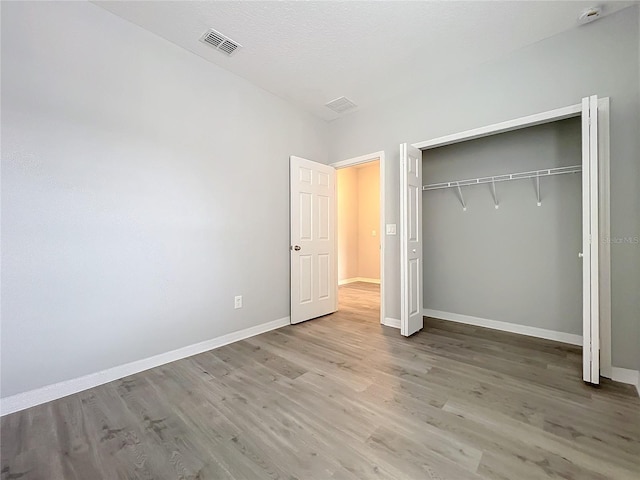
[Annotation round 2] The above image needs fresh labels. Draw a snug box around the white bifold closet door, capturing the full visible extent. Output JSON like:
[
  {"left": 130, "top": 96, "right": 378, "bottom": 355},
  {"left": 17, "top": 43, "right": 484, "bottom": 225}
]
[
  {"left": 400, "top": 143, "right": 423, "bottom": 337},
  {"left": 581, "top": 95, "right": 600, "bottom": 385},
  {"left": 290, "top": 156, "right": 337, "bottom": 325}
]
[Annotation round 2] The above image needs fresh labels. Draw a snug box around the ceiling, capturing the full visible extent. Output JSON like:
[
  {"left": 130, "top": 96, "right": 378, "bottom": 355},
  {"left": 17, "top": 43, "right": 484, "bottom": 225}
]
[{"left": 94, "top": 1, "right": 635, "bottom": 121}]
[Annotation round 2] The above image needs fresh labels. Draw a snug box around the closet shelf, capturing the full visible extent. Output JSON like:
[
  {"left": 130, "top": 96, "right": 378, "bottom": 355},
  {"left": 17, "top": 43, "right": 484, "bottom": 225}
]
[
  {"left": 423, "top": 165, "right": 582, "bottom": 210},
  {"left": 422, "top": 165, "right": 582, "bottom": 191}
]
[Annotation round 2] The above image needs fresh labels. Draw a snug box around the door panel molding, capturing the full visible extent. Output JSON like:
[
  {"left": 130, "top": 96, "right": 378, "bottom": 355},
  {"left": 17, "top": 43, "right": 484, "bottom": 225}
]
[
  {"left": 582, "top": 95, "right": 600, "bottom": 384},
  {"left": 400, "top": 143, "right": 423, "bottom": 337}
]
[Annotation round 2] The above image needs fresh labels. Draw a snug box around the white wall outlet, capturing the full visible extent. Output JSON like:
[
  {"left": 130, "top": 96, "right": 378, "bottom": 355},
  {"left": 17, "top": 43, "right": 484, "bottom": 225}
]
[
  {"left": 234, "top": 295, "right": 242, "bottom": 309},
  {"left": 386, "top": 224, "right": 397, "bottom": 235}
]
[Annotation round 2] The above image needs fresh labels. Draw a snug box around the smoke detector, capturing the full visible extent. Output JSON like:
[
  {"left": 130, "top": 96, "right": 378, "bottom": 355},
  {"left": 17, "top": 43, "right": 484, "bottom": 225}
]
[
  {"left": 578, "top": 6, "right": 602, "bottom": 25},
  {"left": 200, "top": 28, "right": 241, "bottom": 56},
  {"left": 325, "top": 97, "right": 357, "bottom": 114}
]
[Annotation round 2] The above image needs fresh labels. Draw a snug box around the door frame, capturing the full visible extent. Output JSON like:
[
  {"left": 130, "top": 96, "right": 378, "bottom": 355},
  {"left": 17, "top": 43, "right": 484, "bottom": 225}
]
[
  {"left": 412, "top": 99, "right": 612, "bottom": 378},
  {"left": 331, "top": 151, "right": 386, "bottom": 326}
]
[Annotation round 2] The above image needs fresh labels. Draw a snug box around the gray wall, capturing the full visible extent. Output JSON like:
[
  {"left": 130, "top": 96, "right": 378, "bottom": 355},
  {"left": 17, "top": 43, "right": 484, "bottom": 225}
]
[
  {"left": 1, "top": 2, "right": 328, "bottom": 397},
  {"left": 423, "top": 119, "right": 582, "bottom": 334},
  {"left": 328, "top": 6, "right": 640, "bottom": 369}
]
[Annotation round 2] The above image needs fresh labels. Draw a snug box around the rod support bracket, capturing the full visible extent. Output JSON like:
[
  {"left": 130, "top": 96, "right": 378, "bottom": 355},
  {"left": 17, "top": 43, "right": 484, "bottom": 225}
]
[
  {"left": 490, "top": 179, "right": 499, "bottom": 210},
  {"left": 455, "top": 183, "right": 467, "bottom": 211}
]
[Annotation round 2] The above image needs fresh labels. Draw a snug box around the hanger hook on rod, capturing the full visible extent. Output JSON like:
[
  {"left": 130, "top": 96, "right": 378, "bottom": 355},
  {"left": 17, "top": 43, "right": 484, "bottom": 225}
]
[{"left": 535, "top": 174, "right": 542, "bottom": 206}]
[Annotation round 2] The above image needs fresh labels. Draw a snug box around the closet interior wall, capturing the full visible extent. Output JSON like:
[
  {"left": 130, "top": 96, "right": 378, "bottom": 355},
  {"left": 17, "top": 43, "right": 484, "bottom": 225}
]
[{"left": 422, "top": 118, "right": 582, "bottom": 336}]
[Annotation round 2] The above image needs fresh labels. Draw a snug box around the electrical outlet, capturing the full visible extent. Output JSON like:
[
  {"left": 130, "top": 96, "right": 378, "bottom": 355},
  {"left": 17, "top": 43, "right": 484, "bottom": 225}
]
[{"left": 234, "top": 295, "right": 242, "bottom": 309}]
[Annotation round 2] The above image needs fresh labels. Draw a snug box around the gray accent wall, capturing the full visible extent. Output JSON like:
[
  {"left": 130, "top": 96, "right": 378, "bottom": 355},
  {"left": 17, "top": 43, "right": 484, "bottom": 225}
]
[
  {"left": 1, "top": 2, "right": 328, "bottom": 397},
  {"left": 328, "top": 6, "right": 640, "bottom": 369},
  {"left": 422, "top": 119, "right": 582, "bottom": 334}
]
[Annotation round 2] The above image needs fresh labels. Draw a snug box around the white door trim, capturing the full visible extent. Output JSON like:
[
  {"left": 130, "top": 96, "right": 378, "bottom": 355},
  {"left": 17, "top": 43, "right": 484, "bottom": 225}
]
[
  {"left": 331, "top": 151, "right": 386, "bottom": 325},
  {"left": 581, "top": 95, "right": 600, "bottom": 384},
  {"left": 412, "top": 100, "right": 611, "bottom": 378},
  {"left": 597, "top": 97, "right": 612, "bottom": 379},
  {"left": 412, "top": 103, "right": 583, "bottom": 149}
]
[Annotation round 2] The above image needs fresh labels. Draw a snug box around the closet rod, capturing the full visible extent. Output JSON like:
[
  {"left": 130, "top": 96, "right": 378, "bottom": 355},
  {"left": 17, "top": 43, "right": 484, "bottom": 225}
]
[{"left": 422, "top": 165, "right": 582, "bottom": 191}]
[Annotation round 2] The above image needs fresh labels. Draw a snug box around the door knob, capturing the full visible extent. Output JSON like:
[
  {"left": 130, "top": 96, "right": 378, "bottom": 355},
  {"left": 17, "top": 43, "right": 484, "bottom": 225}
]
[
  {"left": 292, "top": 245, "right": 301, "bottom": 251},
  {"left": 578, "top": 252, "right": 584, "bottom": 258}
]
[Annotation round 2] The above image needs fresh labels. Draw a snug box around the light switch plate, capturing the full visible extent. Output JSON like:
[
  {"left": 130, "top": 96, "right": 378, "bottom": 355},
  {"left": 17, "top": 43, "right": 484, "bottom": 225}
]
[{"left": 386, "top": 224, "right": 397, "bottom": 235}]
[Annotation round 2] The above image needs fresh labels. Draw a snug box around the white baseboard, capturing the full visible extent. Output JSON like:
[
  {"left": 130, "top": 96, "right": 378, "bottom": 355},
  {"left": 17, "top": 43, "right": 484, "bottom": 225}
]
[
  {"left": 382, "top": 317, "right": 400, "bottom": 329},
  {"left": 338, "top": 277, "right": 381, "bottom": 286},
  {"left": 611, "top": 367, "right": 640, "bottom": 395},
  {"left": 423, "top": 309, "right": 583, "bottom": 346},
  {"left": 0, "top": 316, "right": 290, "bottom": 416}
]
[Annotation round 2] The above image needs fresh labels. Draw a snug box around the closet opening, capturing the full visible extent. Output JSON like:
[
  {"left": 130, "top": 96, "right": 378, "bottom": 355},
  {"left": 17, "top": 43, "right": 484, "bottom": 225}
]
[
  {"left": 335, "top": 157, "right": 382, "bottom": 325},
  {"left": 422, "top": 118, "right": 584, "bottom": 350},
  {"left": 405, "top": 96, "right": 612, "bottom": 383}
]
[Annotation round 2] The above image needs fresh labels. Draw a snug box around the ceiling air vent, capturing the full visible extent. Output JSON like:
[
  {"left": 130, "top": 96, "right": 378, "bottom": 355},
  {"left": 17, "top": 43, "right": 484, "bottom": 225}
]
[
  {"left": 325, "top": 96, "right": 357, "bottom": 114},
  {"left": 200, "top": 28, "right": 241, "bottom": 56}
]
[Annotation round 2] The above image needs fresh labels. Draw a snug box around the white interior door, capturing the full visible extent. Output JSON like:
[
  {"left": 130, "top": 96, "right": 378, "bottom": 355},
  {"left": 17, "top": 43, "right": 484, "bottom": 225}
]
[
  {"left": 400, "top": 143, "right": 423, "bottom": 336},
  {"left": 581, "top": 95, "right": 600, "bottom": 384},
  {"left": 290, "top": 156, "right": 337, "bottom": 324}
]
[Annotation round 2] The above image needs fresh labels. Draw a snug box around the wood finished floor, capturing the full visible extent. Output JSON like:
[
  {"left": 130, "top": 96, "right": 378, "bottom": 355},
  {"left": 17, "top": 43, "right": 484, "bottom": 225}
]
[{"left": 2, "top": 282, "right": 639, "bottom": 480}]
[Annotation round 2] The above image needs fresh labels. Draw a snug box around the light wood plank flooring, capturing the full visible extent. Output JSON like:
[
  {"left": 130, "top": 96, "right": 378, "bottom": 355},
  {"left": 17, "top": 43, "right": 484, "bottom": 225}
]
[{"left": 2, "top": 282, "right": 639, "bottom": 479}]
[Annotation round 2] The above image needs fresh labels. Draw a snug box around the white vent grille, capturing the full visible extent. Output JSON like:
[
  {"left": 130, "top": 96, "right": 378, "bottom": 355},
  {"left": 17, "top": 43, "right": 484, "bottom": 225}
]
[
  {"left": 219, "top": 40, "right": 239, "bottom": 55},
  {"left": 200, "top": 28, "right": 241, "bottom": 56},
  {"left": 325, "top": 96, "right": 357, "bottom": 114}
]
